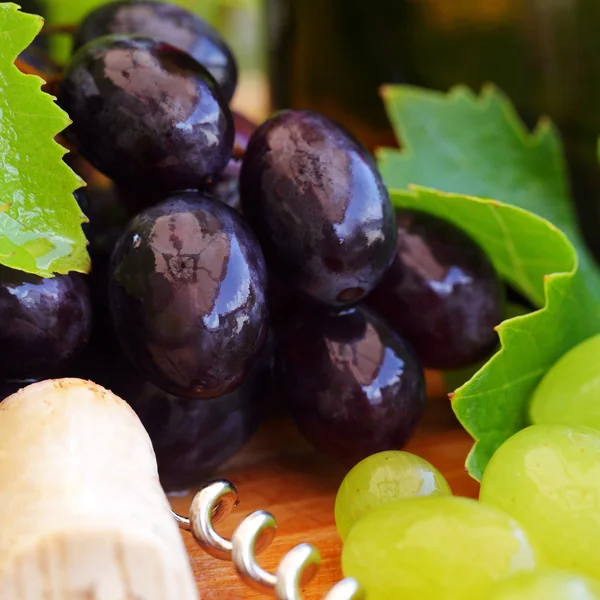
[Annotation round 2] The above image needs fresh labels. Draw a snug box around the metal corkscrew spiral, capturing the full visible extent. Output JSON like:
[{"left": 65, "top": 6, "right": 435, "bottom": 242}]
[{"left": 172, "top": 479, "right": 364, "bottom": 600}]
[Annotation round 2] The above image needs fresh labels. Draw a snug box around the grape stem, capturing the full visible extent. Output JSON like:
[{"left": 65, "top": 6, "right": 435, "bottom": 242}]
[
  {"left": 232, "top": 144, "right": 245, "bottom": 161},
  {"left": 15, "top": 59, "right": 61, "bottom": 85},
  {"left": 15, "top": 58, "right": 48, "bottom": 78},
  {"left": 40, "top": 23, "right": 77, "bottom": 36},
  {"left": 15, "top": 59, "right": 63, "bottom": 99},
  {"left": 19, "top": 46, "right": 62, "bottom": 70}
]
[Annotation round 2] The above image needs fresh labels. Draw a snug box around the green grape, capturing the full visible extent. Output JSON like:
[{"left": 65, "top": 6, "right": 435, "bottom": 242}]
[
  {"left": 480, "top": 424, "right": 600, "bottom": 579},
  {"left": 530, "top": 333, "right": 600, "bottom": 429},
  {"left": 342, "top": 496, "right": 542, "bottom": 600},
  {"left": 483, "top": 570, "right": 600, "bottom": 600},
  {"left": 335, "top": 450, "right": 452, "bottom": 542}
]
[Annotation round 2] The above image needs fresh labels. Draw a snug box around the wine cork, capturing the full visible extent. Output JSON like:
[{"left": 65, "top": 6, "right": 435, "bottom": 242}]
[{"left": 0, "top": 378, "right": 198, "bottom": 600}]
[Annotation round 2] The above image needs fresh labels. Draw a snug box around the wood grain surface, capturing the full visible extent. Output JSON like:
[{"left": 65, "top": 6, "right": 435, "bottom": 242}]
[
  {"left": 176, "top": 84, "right": 479, "bottom": 600},
  {"left": 169, "top": 384, "right": 479, "bottom": 599}
]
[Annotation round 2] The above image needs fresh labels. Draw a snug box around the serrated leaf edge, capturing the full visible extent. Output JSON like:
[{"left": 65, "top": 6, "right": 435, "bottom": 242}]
[
  {"left": 1, "top": 3, "right": 89, "bottom": 277},
  {"left": 378, "top": 83, "right": 561, "bottom": 164},
  {"left": 391, "top": 185, "right": 580, "bottom": 481}
]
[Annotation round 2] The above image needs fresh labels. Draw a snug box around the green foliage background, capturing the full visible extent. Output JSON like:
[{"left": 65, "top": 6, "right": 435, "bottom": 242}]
[{"left": 39, "top": 0, "right": 264, "bottom": 69}]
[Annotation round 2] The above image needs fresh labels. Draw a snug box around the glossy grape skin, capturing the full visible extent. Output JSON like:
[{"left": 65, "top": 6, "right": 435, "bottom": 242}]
[
  {"left": 276, "top": 307, "right": 426, "bottom": 466},
  {"left": 343, "top": 496, "right": 542, "bottom": 600},
  {"left": 240, "top": 110, "right": 397, "bottom": 308},
  {"left": 530, "top": 333, "right": 600, "bottom": 429},
  {"left": 480, "top": 424, "right": 600, "bottom": 579},
  {"left": 485, "top": 570, "right": 600, "bottom": 600},
  {"left": 335, "top": 450, "right": 452, "bottom": 541},
  {"left": 368, "top": 209, "right": 503, "bottom": 369},
  {"left": 109, "top": 193, "right": 268, "bottom": 399},
  {"left": 58, "top": 35, "right": 234, "bottom": 191},
  {"left": 73, "top": 0, "right": 238, "bottom": 101},
  {"left": 0, "top": 268, "right": 92, "bottom": 380}
]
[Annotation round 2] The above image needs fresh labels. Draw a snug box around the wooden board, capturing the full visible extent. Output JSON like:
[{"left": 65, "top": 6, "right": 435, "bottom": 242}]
[{"left": 169, "top": 389, "right": 479, "bottom": 599}]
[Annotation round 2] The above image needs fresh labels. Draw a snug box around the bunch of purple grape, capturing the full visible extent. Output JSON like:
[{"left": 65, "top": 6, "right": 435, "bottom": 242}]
[{"left": 2, "top": 0, "right": 505, "bottom": 491}]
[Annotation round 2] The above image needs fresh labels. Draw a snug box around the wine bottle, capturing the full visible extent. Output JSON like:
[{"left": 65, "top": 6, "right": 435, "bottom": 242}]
[{"left": 267, "top": 0, "right": 600, "bottom": 258}]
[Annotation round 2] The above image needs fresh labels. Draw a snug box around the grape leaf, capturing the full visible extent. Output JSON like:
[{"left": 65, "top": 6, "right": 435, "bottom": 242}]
[
  {"left": 377, "top": 85, "right": 600, "bottom": 304},
  {"left": 392, "top": 187, "right": 600, "bottom": 481},
  {"left": 0, "top": 3, "right": 89, "bottom": 277},
  {"left": 378, "top": 84, "right": 600, "bottom": 479}
]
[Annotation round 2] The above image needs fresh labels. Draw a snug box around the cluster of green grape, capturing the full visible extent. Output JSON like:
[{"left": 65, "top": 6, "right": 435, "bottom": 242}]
[{"left": 335, "top": 330, "right": 600, "bottom": 600}]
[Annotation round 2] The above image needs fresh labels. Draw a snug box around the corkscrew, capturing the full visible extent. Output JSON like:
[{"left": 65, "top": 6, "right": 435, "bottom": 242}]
[{"left": 172, "top": 479, "right": 365, "bottom": 600}]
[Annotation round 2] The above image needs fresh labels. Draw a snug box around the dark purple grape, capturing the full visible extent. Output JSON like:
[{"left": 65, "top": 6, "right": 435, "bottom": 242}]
[
  {"left": 71, "top": 320, "right": 263, "bottom": 492},
  {"left": 74, "top": 0, "right": 238, "bottom": 101},
  {"left": 206, "top": 111, "right": 257, "bottom": 212},
  {"left": 0, "top": 268, "right": 92, "bottom": 379},
  {"left": 240, "top": 110, "right": 396, "bottom": 308},
  {"left": 268, "top": 270, "right": 317, "bottom": 334},
  {"left": 251, "top": 328, "right": 285, "bottom": 417},
  {"left": 368, "top": 209, "right": 504, "bottom": 370},
  {"left": 276, "top": 306, "right": 425, "bottom": 466},
  {"left": 58, "top": 35, "right": 234, "bottom": 191},
  {"left": 109, "top": 192, "right": 269, "bottom": 399},
  {"left": 68, "top": 317, "right": 123, "bottom": 390},
  {"left": 121, "top": 371, "right": 260, "bottom": 492}
]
